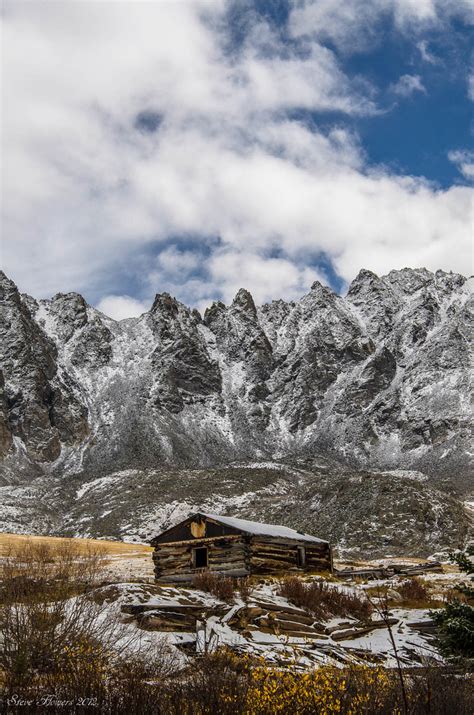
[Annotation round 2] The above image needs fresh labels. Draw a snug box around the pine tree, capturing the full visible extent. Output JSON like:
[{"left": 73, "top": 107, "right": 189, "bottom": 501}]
[{"left": 431, "top": 549, "right": 474, "bottom": 663}]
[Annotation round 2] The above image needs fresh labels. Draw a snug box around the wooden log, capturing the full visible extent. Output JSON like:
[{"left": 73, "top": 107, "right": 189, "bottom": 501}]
[
  {"left": 157, "top": 567, "right": 249, "bottom": 582},
  {"left": 250, "top": 551, "right": 297, "bottom": 562},
  {"left": 207, "top": 558, "right": 247, "bottom": 568},
  {"left": 250, "top": 548, "right": 298, "bottom": 559},
  {"left": 251, "top": 552, "right": 297, "bottom": 564},
  {"left": 154, "top": 534, "right": 242, "bottom": 547},
  {"left": 251, "top": 536, "right": 328, "bottom": 548},
  {"left": 306, "top": 559, "right": 332, "bottom": 568},
  {"left": 254, "top": 601, "right": 308, "bottom": 616},
  {"left": 251, "top": 558, "right": 297, "bottom": 571},
  {"left": 271, "top": 612, "right": 316, "bottom": 627},
  {"left": 139, "top": 611, "right": 197, "bottom": 631}
]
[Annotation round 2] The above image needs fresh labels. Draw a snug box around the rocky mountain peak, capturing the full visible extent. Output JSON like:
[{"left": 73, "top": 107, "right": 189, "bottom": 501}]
[
  {"left": 46, "top": 292, "right": 89, "bottom": 342},
  {"left": 0, "top": 270, "right": 22, "bottom": 306},
  {"left": 151, "top": 292, "right": 179, "bottom": 316},
  {"left": 346, "top": 268, "right": 386, "bottom": 296},
  {"left": 231, "top": 288, "right": 257, "bottom": 315},
  {"left": 0, "top": 274, "right": 89, "bottom": 464},
  {"left": 203, "top": 300, "right": 226, "bottom": 326},
  {"left": 385, "top": 267, "right": 433, "bottom": 295},
  {"left": 0, "top": 267, "right": 470, "bottom": 486}
]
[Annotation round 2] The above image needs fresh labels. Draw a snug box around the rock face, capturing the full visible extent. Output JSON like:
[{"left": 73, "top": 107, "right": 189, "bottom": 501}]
[
  {"left": 0, "top": 268, "right": 471, "bottom": 487},
  {"left": 0, "top": 273, "right": 89, "bottom": 465}
]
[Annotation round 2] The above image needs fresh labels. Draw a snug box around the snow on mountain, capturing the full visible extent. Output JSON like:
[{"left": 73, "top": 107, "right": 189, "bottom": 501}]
[{"left": 0, "top": 267, "right": 471, "bottom": 553}]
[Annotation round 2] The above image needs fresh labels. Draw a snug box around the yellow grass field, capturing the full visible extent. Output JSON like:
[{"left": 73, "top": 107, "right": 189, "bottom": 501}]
[
  {"left": 0, "top": 532, "right": 152, "bottom": 557},
  {"left": 0, "top": 532, "right": 155, "bottom": 581}
]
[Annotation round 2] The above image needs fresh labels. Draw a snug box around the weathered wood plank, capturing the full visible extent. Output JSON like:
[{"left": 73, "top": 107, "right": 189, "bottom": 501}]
[{"left": 154, "top": 534, "right": 243, "bottom": 548}]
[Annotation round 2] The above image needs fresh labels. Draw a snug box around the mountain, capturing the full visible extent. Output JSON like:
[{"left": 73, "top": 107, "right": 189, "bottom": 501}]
[{"left": 0, "top": 268, "right": 472, "bottom": 555}]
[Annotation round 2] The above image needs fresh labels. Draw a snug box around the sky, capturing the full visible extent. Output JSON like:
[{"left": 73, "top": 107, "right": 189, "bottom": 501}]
[{"left": 2, "top": 0, "right": 473, "bottom": 319}]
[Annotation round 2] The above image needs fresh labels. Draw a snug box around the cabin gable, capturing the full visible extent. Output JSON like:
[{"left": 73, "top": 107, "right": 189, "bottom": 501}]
[{"left": 150, "top": 514, "right": 243, "bottom": 546}]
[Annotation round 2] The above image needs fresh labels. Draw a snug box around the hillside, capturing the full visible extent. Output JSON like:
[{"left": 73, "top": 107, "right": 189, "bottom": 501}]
[{"left": 0, "top": 268, "right": 471, "bottom": 555}]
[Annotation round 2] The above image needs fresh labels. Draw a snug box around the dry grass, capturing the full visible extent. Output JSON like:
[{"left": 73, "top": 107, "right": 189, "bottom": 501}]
[
  {"left": 0, "top": 532, "right": 152, "bottom": 557},
  {"left": 192, "top": 571, "right": 254, "bottom": 603},
  {"left": 192, "top": 571, "right": 236, "bottom": 601},
  {"left": 0, "top": 534, "right": 155, "bottom": 584},
  {"left": 366, "top": 577, "right": 441, "bottom": 608},
  {"left": 279, "top": 576, "right": 373, "bottom": 621},
  {"left": 397, "top": 577, "right": 430, "bottom": 603}
]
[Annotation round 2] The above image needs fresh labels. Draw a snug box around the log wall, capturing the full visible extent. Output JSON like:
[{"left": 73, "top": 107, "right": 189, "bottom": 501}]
[
  {"left": 153, "top": 535, "right": 250, "bottom": 583},
  {"left": 153, "top": 534, "right": 332, "bottom": 582},
  {"left": 249, "top": 537, "right": 332, "bottom": 574}
]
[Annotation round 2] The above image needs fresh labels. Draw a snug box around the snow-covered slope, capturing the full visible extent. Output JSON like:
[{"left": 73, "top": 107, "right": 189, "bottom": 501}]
[
  {"left": 0, "top": 266, "right": 471, "bottom": 552},
  {"left": 0, "top": 267, "right": 471, "bottom": 483}
]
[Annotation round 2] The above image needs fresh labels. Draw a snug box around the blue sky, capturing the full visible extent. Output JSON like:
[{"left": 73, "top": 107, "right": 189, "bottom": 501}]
[{"left": 2, "top": 0, "right": 473, "bottom": 319}]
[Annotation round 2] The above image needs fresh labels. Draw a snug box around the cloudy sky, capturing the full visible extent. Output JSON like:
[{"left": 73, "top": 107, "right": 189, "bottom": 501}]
[{"left": 2, "top": 0, "right": 473, "bottom": 319}]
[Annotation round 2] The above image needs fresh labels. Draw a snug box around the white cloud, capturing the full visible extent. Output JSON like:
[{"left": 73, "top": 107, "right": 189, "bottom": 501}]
[
  {"left": 1, "top": 0, "right": 472, "bottom": 310},
  {"left": 96, "top": 295, "right": 149, "bottom": 321},
  {"left": 208, "top": 251, "right": 326, "bottom": 305},
  {"left": 154, "top": 247, "right": 201, "bottom": 277},
  {"left": 389, "top": 74, "right": 426, "bottom": 97},
  {"left": 288, "top": 0, "right": 472, "bottom": 50},
  {"left": 448, "top": 150, "right": 474, "bottom": 180},
  {"left": 417, "top": 40, "right": 439, "bottom": 64},
  {"left": 468, "top": 73, "right": 474, "bottom": 100}
]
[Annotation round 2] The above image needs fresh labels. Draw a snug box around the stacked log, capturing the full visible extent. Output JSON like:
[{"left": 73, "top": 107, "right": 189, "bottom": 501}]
[
  {"left": 249, "top": 536, "right": 331, "bottom": 574},
  {"left": 153, "top": 534, "right": 250, "bottom": 582},
  {"left": 336, "top": 560, "right": 443, "bottom": 580},
  {"left": 152, "top": 530, "right": 331, "bottom": 581}
]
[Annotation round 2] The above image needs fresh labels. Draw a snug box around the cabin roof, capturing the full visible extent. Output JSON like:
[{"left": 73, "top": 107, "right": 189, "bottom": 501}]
[
  {"left": 151, "top": 511, "right": 328, "bottom": 545},
  {"left": 199, "top": 512, "right": 328, "bottom": 543}
]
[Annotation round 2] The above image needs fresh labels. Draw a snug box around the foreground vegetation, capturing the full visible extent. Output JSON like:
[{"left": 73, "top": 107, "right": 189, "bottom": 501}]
[
  {"left": 278, "top": 575, "right": 373, "bottom": 621},
  {"left": 1, "top": 646, "right": 473, "bottom": 714},
  {"left": 0, "top": 540, "right": 473, "bottom": 713},
  {"left": 431, "top": 549, "right": 474, "bottom": 662}
]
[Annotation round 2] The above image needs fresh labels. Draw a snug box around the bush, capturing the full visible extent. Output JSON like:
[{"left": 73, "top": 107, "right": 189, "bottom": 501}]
[
  {"left": 237, "top": 577, "right": 253, "bottom": 604},
  {"left": 432, "top": 600, "right": 474, "bottom": 661},
  {"left": 431, "top": 549, "right": 474, "bottom": 664},
  {"left": 165, "top": 648, "right": 252, "bottom": 715},
  {"left": 192, "top": 571, "right": 235, "bottom": 601},
  {"left": 1, "top": 643, "right": 473, "bottom": 713},
  {"left": 0, "top": 540, "right": 147, "bottom": 695},
  {"left": 278, "top": 576, "right": 373, "bottom": 621},
  {"left": 397, "top": 577, "right": 431, "bottom": 604}
]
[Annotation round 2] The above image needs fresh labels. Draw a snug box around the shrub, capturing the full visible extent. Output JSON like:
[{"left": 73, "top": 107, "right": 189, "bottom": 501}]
[
  {"left": 246, "top": 663, "right": 474, "bottom": 715},
  {"left": 192, "top": 571, "right": 235, "bottom": 601},
  {"left": 1, "top": 644, "right": 473, "bottom": 713},
  {"left": 431, "top": 549, "right": 474, "bottom": 664},
  {"left": 165, "top": 648, "right": 252, "bottom": 715},
  {"left": 432, "top": 600, "right": 474, "bottom": 662},
  {"left": 0, "top": 540, "right": 143, "bottom": 695},
  {"left": 237, "top": 576, "right": 253, "bottom": 604},
  {"left": 278, "top": 576, "right": 373, "bottom": 621},
  {"left": 396, "top": 577, "right": 431, "bottom": 604}
]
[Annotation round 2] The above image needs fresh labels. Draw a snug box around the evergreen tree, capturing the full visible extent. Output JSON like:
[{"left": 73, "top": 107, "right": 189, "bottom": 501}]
[{"left": 431, "top": 549, "right": 474, "bottom": 663}]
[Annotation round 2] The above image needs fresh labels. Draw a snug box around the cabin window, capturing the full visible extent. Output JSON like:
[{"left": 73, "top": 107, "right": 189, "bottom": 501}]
[
  {"left": 296, "top": 546, "right": 306, "bottom": 568},
  {"left": 192, "top": 546, "right": 208, "bottom": 568}
]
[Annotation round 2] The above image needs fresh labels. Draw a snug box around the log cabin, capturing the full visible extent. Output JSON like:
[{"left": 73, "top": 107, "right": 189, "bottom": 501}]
[{"left": 150, "top": 512, "right": 332, "bottom": 582}]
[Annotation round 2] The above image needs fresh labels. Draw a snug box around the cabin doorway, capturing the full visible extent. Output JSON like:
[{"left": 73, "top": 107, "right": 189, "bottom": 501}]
[{"left": 193, "top": 546, "right": 208, "bottom": 568}]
